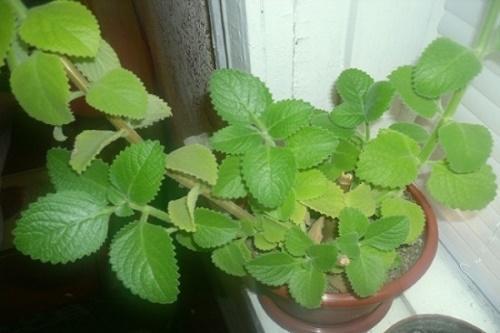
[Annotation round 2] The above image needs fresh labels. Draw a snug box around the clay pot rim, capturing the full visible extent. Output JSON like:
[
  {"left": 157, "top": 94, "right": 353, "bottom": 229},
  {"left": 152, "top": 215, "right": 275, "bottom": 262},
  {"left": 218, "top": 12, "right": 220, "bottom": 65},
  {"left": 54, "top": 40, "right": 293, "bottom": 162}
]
[{"left": 270, "top": 184, "right": 439, "bottom": 307}]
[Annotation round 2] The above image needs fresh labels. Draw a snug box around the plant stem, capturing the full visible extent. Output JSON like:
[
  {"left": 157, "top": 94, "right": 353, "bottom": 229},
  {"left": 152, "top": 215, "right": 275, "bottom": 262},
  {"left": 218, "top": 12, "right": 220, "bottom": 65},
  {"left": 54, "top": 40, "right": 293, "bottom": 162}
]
[
  {"left": 7, "top": 0, "right": 27, "bottom": 20},
  {"left": 250, "top": 113, "right": 276, "bottom": 147},
  {"left": 474, "top": 0, "right": 500, "bottom": 57}
]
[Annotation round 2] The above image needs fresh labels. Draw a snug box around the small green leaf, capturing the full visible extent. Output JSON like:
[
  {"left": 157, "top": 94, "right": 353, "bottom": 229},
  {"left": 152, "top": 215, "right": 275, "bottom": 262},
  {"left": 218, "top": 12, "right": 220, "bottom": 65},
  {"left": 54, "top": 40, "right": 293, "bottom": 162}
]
[
  {"left": 390, "top": 122, "right": 430, "bottom": 144},
  {"left": 70, "top": 130, "right": 124, "bottom": 173},
  {"left": 346, "top": 246, "right": 387, "bottom": 297},
  {"left": 245, "top": 252, "right": 298, "bottom": 286},
  {"left": 364, "top": 81, "right": 395, "bottom": 121},
  {"left": 338, "top": 207, "right": 369, "bottom": 238},
  {"left": 186, "top": 185, "right": 200, "bottom": 221},
  {"left": 210, "top": 125, "right": 263, "bottom": 155},
  {"left": 86, "top": 68, "right": 148, "bottom": 119},
  {"left": 109, "top": 221, "right": 180, "bottom": 304},
  {"left": 0, "top": 0, "right": 16, "bottom": 68},
  {"left": 242, "top": 145, "right": 296, "bottom": 208},
  {"left": 287, "top": 126, "right": 338, "bottom": 169},
  {"left": 301, "top": 182, "right": 345, "bottom": 219},
  {"left": 167, "top": 144, "right": 218, "bottom": 186},
  {"left": 294, "top": 169, "right": 329, "bottom": 201},
  {"left": 330, "top": 103, "right": 364, "bottom": 128},
  {"left": 10, "top": 52, "right": 73, "bottom": 125},
  {"left": 269, "top": 192, "right": 296, "bottom": 221},
  {"left": 209, "top": 69, "right": 272, "bottom": 125},
  {"left": 110, "top": 141, "right": 166, "bottom": 205},
  {"left": 362, "top": 216, "right": 409, "bottom": 250},
  {"left": 288, "top": 268, "right": 326, "bottom": 309},
  {"left": 285, "top": 226, "right": 314, "bottom": 257},
  {"left": 336, "top": 232, "right": 360, "bottom": 259},
  {"left": 168, "top": 196, "right": 196, "bottom": 232},
  {"left": 439, "top": 122, "right": 493, "bottom": 173},
  {"left": 261, "top": 99, "right": 314, "bottom": 139},
  {"left": 381, "top": 197, "right": 425, "bottom": 244},
  {"left": 254, "top": 233, "right": 277, "bottom": 251},
  {"left": 336, "top": 68, "right": 374, "bottom": 106},
  {"left": 74, "top": 40, "right": 120, "bottom": 82},
  {"left": 388, "top": 66, "right": 440, "bottom": 118},
  {"left": 332, "top": 139, "right": 361, "bottom": 171},
  {"left": 307, "top": 244, "right": 337, "bottom": 272},
  {"left": 414, "top": 38, "right": 481, "bottom": 98},
  {"left": 310, "top": 110, "right": 356, "bottom": 138},
  {"left": 213, "top": 156, "right": 247, "bottom": 199},
  {"left": 19, "top": 1, "right": 100, "bottom": 57},
  {"left": 212, "top": 239, "right": 252, "bottom": 277},
  {"left": 260, "top": 218, "right": 287, "bottom": 244},
  {"left": 290, "top": 202, "right": 308, "bottom": 225},
  {"left": 131, "top": 95, "right": 172, "bottom": 129},
  {"left": 14, "top": 191, "right": 111, "bottom": 264},
  {"left": 345, "top": 183, "right": 376, "bottom": 217},
  {"left": 357, "top": 129, "right": 421, "bottom": 188},
  {"left": 427, "top": 162, "right": 497, "bottom": 210},
  {"left": 175, "top": 232, "right": 202, "bottom": 252},
  {"left": 193, "top": 208, "right": 239, "bottom": 248}
]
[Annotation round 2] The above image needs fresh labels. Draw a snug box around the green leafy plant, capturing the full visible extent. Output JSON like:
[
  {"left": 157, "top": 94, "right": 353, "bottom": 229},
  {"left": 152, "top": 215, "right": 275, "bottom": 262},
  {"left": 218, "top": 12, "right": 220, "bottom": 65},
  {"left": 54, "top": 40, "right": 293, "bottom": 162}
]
[{"left": 1, "top": 0, "right": 498, "bottom": 310}]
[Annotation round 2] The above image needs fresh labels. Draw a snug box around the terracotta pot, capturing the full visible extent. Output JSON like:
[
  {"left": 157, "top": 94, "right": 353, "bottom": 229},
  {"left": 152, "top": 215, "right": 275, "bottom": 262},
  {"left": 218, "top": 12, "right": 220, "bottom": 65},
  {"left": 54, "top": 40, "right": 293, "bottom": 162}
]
[{"left": 259, "top": 185, "right": 439, "bottom": 333}]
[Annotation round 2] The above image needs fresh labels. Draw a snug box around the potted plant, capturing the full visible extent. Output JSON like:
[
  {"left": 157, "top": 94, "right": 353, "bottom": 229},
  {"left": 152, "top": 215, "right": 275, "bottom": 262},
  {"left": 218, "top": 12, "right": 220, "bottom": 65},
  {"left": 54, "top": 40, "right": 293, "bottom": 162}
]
[{"left": 1, "top": 0, "right": 498, "bottom": 332}]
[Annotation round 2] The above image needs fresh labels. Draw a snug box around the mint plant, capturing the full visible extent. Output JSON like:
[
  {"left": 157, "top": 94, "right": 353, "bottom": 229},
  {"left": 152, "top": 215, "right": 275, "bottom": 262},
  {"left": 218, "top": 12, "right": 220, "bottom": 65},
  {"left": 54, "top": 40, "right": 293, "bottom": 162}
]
[{"left": 1, "top": 0, "right": 498, "bottom": 310}]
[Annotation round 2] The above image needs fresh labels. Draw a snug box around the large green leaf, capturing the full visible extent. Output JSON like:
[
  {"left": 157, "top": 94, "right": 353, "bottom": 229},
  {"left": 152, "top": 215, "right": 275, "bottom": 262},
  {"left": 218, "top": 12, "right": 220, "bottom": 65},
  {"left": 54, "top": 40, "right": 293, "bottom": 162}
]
[
  {"left": 168, "top": 196, "right": 196, "bottom": 232},
  {"left": 285, "top": 226, "right": 314, "bottom": 257},
  {"left": 336, "top": 68, "right": 374, "bottom": 106},
  {"left": 110, "top": 141, "right": 166, "bottom": 205},
  {"left": 357, "top": 129, "right": 421, "bottom": 188},
  {"left": 388, "top": 66, "right": 440, "bottom": 118},
  {"left": 245, "top": 252, "right": 298, "bottom": 286},
  {"left": 10, "top": 52, "right": 73, "bottom": 125},
  {"left": 293, "top": 169, "right": 329, "bottom": 201},
  {"left": 439, "top": 122, "right": 492, "bottom": 173},
  {"left": 345, "top": 246, "right": 387, "bottom": 297},
  {"left": 301, "top": 182, "right": 345, "bottom": 218},
  {"left": 193, "top": 208, "right": 239, "bottom": 248},
  {"left": 287, "top": 126, "right": 338, "bottom": 169},
  {"left": 14, "top": 191, "right": 111, "bottom": 264},
  {"left": 413, "top": 38, "right": 481, "bottom": 98},
  {"left": 167, "top": 144, "right": 218, "bottom": 185},
  {"left": 209, "top": 69, "right": 272, "bottom": 125},
  {"left": 362, "top": 216, "right": 409, "bottom": 251},
  {"left": 19, "top": 1, "right": 100, "bottom": 57},
  {"left": 70, "top": 130, "right": 124, "bottom": 174},
  {"left": 211, "top": 239, "right": 252, "bottom": 277},
  {"left": 389, "top": 122, "right": 430, "bottom": 144},
  {"left": 213, "top": 156, "right": 247, "bottom": 199},
  {"left": 242, "top": 145, "right": 296, "bottom": 208},
  {"left": 109, "top": 221, "right": 180, "bottom": 304},
  {"left": 338, "top": 207, "right": 369, "bottom": 238},
  {"left": 0, "top": 0, "right": 16, "bottom": 68},
  {"left": 210, "top": 125, "right": 263, "bottom": 155},
  {"left": 381, "top": 197, "right": 425, "bottom": 244},
  {"left": 427, "top": 162, "right": 497, "bottom": 210},
  {"left": 288, "top": 267, "right": 326, "bottom": 309},
  {"left": 86, "top": 68, "right": 148, "bottom": 119},
  {"left": 307, "top": 244, "right": 338, "bottom": 272},
  {"left": 131, "top": 94, "right": 172, "bottom": 129},
  {"left": 261, "top": 99, "right": 314, "bottom": 139},
  {"left": 74, "top": 40, "right": 120, "bottom": 82}
]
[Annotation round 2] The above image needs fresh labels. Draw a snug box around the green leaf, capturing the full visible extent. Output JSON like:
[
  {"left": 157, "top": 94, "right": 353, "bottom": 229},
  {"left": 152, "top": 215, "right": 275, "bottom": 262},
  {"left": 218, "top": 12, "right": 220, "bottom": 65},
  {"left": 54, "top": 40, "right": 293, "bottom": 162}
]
[
  {"left": 261, "top": 218, "right": 288, "bottom": 243},
  {"left": 14, "top": 191, "right": 111, "bottom": 264},
  {"left": 310, "top": 110, "right": 356, "bottom": 138},
  {"left": 332, "top": 139, "right": 361, "bottom": 171},
  {"left": 290, "top": 202, "right": 307, "bottom": 225},
  {"left": 193, "top": 208, "right": 239, "bottom": 248},
  {"left": 261, "top": 99, "right": 314, "bottom": 139},
  {"left": 168, "top": 196, "right": 196, "bottom": 232},
  {"left": 285, "top": 226, "right": 314, "bottom": 257},
  {"left": 109, "top": 221, "right": 180, "bottom": 304},
  {"left": 10, "top": 52, "right": 73, "bottom": 125},
  {"left": 209, "top": 69, "right": 273, "bottom": 125},
  {"left": 74, "top": 40, "right": 120, "bottom": 81},
  {"left": 390, "top": 122, "right": 430, "bottom": 144},
  {"left": 345, "top": 183, "right": 376, "bottom": 217},
  {"left": 254, "top": 233, "right": 277, "bottom": 251},
  {"left": 307, "top": 244, "right": 337, "bottom": 272},
  {"left": 301, "top": 182, "right": 345, "bottom": 219},
  {"left": 86, "top": 68, "right": 148, "bottom": 119},
  {"left": 6, "top": 37, "right": 29, "bottom": 70},
  {"left": 288, "top": 268, "right": 326, "bottom": 309},
  {"left": 269, "top": 192, "right": 296, "bottom": 221},
  {"left": 47, "top": 148, "right": 110, "bottom": 201},
  {"left": 330, "top": 103, "right": 364, "bottom": 128},
  {"left": 19, "top": 1, "right": 100, "bottom": 57},
  {"left": 388, "top": 66, "right": 440, "bottom": 118},
  {"left": 242, "top": 146, "right": 296, "bottom": 208},
  {"left": 439, "top": 122, "right": 493, "bottom": 173},
  {"left": 381, "top": 197, "right": 425, "bottom": 244},
  {"left": 357, "top": 129, "right": 421, "bottom": 188},
  {"left": 362, "top": 216, "right": 409, "bottom": 250},
  {"left": 213, "top": 156, "right": 247, "bottom": 199},
  {"left": 346, "top": 246, "right": 387, "bottom": 297},
  {"left": 70, "top": 130, "right": 123, "bottom": 173},
  {"left": 293, "top": 169, "right": 329, "bottom": 201},
  {"left": 336, "top": 68, "right": 374, "bottom": 106},
  {"left": 212, "top": 239, "right": 252, "bottom": 277},
  {"left": 186, "top": 185, "right": 200, "bottom": 221},
  {"left": 427, "top": 162, "right": 497, "bottom": 210},
  {"left": 175, "top": 232, "right": 203, "bottom": 252},
  {"left": 0, "top": 0, "right": 16, "bottom": 68},
  {"left": 210, "top": 125, "right": 263, "bottom": 155},
  {"left": 167, "top": 144, "right": 218, "bottom": 186},
  {"left": 110, "top": 141, "right": 166, "bottom": 205},
  {"left": 363, "top": 81, "right": 395, "bottom": 122},
  {"left": 336, "top": 232, "right": 360, "bottom": 259},
  {"left": 287, "top": 126, "right": 338, "bottom": 169},
  {"left": 131, "top": 94, "right": 172, "bottom": 129},
  {"left": 414, "top": 38, "right": 481, "bottom": 98},
  {"left": 245, "top": 252, "right": 298, "bottom": 286},
  {"left": 338, "top": 207, "right": 369, "bottom": 238}
]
